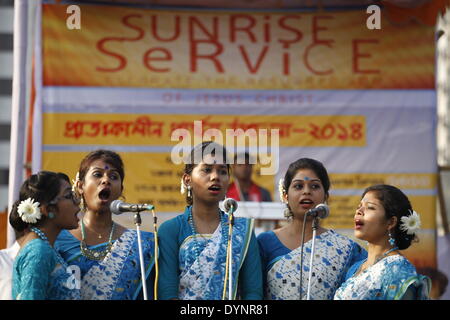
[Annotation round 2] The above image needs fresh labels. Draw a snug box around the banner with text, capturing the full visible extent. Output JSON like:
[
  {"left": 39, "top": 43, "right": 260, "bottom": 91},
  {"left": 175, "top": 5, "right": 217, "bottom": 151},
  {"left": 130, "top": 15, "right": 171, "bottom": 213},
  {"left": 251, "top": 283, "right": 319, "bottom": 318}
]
[{"left": 40, "top": 4, "right": 436, "bottom": 267}]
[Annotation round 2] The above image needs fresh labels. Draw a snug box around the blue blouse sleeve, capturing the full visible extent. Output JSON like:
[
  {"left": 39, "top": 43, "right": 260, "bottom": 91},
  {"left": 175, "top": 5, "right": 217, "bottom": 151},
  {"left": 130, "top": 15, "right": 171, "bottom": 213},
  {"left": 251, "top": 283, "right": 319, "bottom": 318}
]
[
  {"left": 256, "top": 231, "right": 272, "bottom": 292},
  {"left": 256, "top": 232, "right": 270, "bottom": 272},
  {"left": 157, "top": 217, "right": 182, "bottom": 300},
  {"left": 345, "top": 260, "right": 364, "bottom": 281},
  {"left": 13, "top": 240, "right": 56, "bottom": 300},
  {"left": 238, "top": 231, "right": 263, "bottom": 300},
  {"left": 339, "top": 241, "right": 367, "bottom": 283},
  {"left": 350, "top": 242, "right": 368, "bottom": 265}
]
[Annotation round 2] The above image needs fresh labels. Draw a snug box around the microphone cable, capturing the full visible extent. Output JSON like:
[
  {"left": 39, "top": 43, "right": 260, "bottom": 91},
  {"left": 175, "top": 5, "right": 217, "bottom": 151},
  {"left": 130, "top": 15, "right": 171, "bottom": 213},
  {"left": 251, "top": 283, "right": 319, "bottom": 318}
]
[{"left": 151, "top": 208, "right": 159, "bottom": 300}]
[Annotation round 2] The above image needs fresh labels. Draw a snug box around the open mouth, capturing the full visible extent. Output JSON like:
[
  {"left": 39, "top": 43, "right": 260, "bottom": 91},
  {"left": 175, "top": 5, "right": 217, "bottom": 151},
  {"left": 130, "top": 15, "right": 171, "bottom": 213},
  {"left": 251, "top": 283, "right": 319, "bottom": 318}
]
[
  {"left": 98, "top": 188, "right": 111, "bottom": 201},
  {"left": 208, "top": 185, "right": 221, "bottom": 193},
  {"left": 355, "top": 220, "right": 364, "bottom": 228},
  {"left": 299, "top": 199, "right": 314, "bottom": 210}
]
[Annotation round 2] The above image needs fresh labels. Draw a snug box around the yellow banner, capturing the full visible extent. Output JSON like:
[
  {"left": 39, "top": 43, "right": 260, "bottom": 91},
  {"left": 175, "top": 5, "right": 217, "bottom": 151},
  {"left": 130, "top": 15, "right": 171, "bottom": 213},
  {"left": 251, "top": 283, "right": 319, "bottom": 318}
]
[
  {"left": 43, "top": 4, "right": 435, "bottom": 89},
  {"left": 43, "top": 113, "right": 366, "bottom": 147}
]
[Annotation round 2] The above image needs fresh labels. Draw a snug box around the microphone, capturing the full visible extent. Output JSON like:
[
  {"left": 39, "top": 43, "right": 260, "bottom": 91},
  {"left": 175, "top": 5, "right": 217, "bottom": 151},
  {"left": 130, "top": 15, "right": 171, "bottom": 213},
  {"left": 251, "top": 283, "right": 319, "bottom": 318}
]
[
  {"left": 306, "top": 203, "right": 329, "bottom": 219},
  {"left": 223, "top": 198, "right": 238, "bottom": 214},
  {"left": 110, "top": 200, "right": 155, "bottom": 215}
]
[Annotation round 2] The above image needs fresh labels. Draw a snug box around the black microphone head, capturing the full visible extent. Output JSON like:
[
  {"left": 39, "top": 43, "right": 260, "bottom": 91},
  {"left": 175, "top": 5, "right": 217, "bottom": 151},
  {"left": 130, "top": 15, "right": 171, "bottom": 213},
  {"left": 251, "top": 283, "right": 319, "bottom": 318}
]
[
  {"left": 223, "top": 198, "right": 238, "bottom": 213},
  {"left": 110, "top": 200, "right": 123, "bottom": 215},
  {"left": 315, "top": 203, "right": 329, "bottom": 219}
]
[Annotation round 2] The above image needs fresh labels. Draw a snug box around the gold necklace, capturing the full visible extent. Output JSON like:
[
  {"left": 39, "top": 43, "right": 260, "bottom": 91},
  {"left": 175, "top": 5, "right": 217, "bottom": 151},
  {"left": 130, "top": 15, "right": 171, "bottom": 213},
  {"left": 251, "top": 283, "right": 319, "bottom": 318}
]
[
  {"left": 82, "top": 220, "right": 107, "bottom": 239},
  {"left": 80, "top": 219, "right": 115, "bottom": 261}
]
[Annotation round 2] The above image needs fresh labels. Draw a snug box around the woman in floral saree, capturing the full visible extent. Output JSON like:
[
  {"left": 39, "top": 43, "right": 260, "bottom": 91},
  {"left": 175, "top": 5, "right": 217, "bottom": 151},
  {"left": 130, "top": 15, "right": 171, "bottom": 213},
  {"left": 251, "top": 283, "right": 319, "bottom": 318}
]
[
  {"left": 55, "top": 150, "right": 155, "bottom": 300},
  {"left": 334, "top": 184, "right": 430, "bottom": 300}
]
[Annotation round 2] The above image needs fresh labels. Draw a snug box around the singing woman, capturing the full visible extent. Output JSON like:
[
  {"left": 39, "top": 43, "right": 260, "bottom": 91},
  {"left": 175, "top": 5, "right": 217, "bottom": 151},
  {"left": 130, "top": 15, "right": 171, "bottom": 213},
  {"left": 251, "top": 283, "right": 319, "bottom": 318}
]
[
  {"left": 334, "top": 185, "right": 430, "bottom": 300},
  {"left": 257, "top": 158, "right": 367, "bottom": 300},
  {"left": 10, "top": 171, "right": 81, "bottom": 299},
  {"left": 55, "top": 149, "right": 156, "bottom": 299},
  {"left": 158, "top": 141, "right": 263, "bottom": 300}
]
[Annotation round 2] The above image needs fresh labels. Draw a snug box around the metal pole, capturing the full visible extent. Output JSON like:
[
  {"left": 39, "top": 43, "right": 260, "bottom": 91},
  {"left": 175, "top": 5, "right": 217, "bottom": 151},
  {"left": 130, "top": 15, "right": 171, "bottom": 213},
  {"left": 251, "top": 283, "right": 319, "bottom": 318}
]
[
  {"left": 135, "top": 212, "right": 148, "bottom": 300},
  {"left": 306, "top": 217, "right": 319, "bottom": 300}
]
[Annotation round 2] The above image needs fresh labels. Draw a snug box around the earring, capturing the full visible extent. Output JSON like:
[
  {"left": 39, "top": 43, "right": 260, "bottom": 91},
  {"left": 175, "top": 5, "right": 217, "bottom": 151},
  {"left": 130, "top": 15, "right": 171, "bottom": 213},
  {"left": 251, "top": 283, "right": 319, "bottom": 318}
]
[
  {"left": 48, "top": 212, "right": 55, "bottom": 219},
  {"left": 79, "top": 196, "right": 86, "bottom": 211},
  {"left": 283, "top": 208, "right": 293, "bottom": 219},
  {"left": 187, "top": 186, "right": 192, "bottom": 198},
  {"left": 388, "top": 232, "right": 396, "bottom": 247}
]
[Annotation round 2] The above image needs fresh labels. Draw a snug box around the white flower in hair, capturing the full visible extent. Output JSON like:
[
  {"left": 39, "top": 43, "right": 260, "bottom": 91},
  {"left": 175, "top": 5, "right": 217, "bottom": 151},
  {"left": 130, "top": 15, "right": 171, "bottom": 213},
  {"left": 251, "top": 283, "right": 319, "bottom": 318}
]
[
  {"left": 17, "top": 198, "right": 42, "bottom": 224},
  {"left": 72, "top": 172, "right": 80, "bottom": 193},
  {"left": 278, "top": 178, "right": 287, "bottom": 203},
  {"left": 180, "top": 178, "right": 186, "bottom": 195},
  {"left": 400, "top": 210, "right": 421, "bottom": 235}
]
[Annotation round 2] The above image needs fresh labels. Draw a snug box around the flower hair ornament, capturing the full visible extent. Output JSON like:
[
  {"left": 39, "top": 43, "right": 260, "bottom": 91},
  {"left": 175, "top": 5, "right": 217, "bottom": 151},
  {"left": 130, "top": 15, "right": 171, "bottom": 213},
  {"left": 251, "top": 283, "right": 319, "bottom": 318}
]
[
  {"left": 399, "top": 210, "right": 421, "bottom": 235},
  {"left": 17, "top": 198, "right": 42, "bottom": 223},
  {"left": 278, "top": 178, "right": 288, "bottom": 204}
]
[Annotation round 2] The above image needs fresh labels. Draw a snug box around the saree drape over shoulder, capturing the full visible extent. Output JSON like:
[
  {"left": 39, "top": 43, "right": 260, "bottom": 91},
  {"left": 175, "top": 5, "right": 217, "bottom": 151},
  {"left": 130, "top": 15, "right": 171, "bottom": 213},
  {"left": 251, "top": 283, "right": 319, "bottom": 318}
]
[
  {"left": 334, "top": 255, "right": 430, "bottom": 300},
  {"left": 13, "top": 239, "right": 81, "bottom": 300},
  {"left": 158, "top": 206, "right": 263, "bottom": 300},
  {"left": 55, "top": 229, "right": 155, "bottom": 300},
  {"left": 258, "top": 230, "right": 367, "bottom": 300}
]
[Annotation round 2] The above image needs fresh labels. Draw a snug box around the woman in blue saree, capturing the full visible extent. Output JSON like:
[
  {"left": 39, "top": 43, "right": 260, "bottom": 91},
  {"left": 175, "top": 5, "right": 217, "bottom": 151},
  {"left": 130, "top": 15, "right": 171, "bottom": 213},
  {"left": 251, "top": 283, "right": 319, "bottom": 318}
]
[
  {"left": 158, "top": 141, "right": 263, "bottom": 300},
  {"left": 334, "top": 184, "right": 430, "bottom": 300},
  {"left": 55, "top": 150, "right": 155, "bottom": 300},
  {"left": 257, "top": 158, "right": 367, "bottom": 300},
  {"left": 10, "top": 171, "right": 81, "bottom": 300}
]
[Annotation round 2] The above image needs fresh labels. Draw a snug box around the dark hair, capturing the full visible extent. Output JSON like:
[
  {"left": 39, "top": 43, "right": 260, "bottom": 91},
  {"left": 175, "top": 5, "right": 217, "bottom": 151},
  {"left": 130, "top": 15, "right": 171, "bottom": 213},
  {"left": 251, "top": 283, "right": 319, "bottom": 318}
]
[
  {"left": 9, "top": 171, "right": 70, "bottom": 232},
  {"left": 283, "top": 158, "right": 330, "bottom": 199},
  {"left": 78, "top": 149, "right": 125, "bottom": 189},
  {"left": 362, "top": 184, "right": 415, "bottom": 250},
  {"left": 183, "top": 141, "right": 230, "bottom": 205},
  {"left": 13, "top": 228, "right": 25, "bottom": 239}
]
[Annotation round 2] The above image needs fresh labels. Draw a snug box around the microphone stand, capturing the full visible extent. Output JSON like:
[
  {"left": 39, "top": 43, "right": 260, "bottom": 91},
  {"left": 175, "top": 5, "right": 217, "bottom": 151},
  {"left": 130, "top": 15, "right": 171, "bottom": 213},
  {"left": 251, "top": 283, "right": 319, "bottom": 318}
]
[
  {"left": 133, "top": 204, "right": 155, "bottom": 301},
  {"left": 134, "top": 211, "right": 148, "bottom": 300},
  {"left": 222, "top": 206, "right": 235, "bottom": 300},
  {"left": 298, "top": 212, "right": 308, "bottom": 300},
  {"left": 306, "top": 216, "right": 320, "bottom": 300}
]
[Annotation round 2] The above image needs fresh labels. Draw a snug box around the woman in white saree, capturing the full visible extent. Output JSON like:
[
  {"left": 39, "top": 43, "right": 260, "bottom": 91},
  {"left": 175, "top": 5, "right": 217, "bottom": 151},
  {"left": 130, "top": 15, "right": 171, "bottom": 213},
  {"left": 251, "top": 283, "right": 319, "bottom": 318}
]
[{"left": 257, "top": 158, "right": 367, "bottom": 300}]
